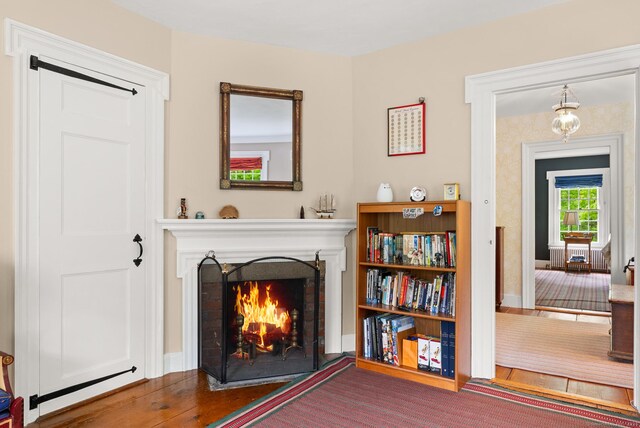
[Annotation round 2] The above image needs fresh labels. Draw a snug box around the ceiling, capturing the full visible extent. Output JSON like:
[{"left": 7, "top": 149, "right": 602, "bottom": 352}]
[
  {"left": 496, "top": 74, "right": 635, "bottom": 118},
  {"left": 111, "top": 0, "right": 569, "bottom": 56}
]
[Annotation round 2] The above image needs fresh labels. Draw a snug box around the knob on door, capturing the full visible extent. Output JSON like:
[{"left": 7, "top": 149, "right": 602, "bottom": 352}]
[{"left": 133, "top": 234, "right": 143, "bottom": 267}]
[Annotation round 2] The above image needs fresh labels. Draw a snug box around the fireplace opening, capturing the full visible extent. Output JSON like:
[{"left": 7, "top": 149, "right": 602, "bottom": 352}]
[
  {"left": 199, "top": 253, "right": 324, "bottom": 386},
  {"left": 229, "top": 279, "right": 304, "bottom": 355}
]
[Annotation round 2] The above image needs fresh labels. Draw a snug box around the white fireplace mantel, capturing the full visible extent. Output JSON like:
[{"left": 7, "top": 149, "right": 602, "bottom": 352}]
[{"left": 159, "top": 218, "right": 356, "bottom": 372}]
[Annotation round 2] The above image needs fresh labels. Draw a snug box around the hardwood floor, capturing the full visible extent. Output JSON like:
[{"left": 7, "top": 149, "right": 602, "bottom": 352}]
[
  {"left": 29, "top": 309, "right": 636, "bottom": 425},
  {"left": 495, "top": 306, "right": 637, "bottom": 415},
  {"left": 28, "top": 371, "right": 285, "bottom": 427}
]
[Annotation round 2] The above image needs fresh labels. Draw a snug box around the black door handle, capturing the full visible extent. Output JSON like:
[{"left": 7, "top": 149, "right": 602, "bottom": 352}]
[{"left": 133, "top": 234, "right": 143, "bottom": 267}]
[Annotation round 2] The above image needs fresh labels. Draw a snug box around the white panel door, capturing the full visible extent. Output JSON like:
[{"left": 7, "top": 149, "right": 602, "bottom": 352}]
[{"left": 38, "top": 60, "right": 146, "bottom": 414}]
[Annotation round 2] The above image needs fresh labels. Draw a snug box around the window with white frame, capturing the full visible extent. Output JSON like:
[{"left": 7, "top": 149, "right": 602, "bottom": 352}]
[
  {"left": 547, "top": 168, "right": 610, "bottom": 247},
  {"left": 230, "top": 150, "right": 270, "bottom": 181}
]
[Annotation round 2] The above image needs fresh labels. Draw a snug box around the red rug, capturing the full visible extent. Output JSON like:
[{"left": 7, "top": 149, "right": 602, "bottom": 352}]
[
  {"left": 212, "top": 356, "right": 640, "bottom": 427},
  {"left": 535, "top": 269, "right": 611, "bottom": 312}
]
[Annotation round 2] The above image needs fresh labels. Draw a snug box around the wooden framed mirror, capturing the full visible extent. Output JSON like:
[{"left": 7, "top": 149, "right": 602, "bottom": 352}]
[{"left": 220, "top": 82, "right": 302, "bottom": 190}]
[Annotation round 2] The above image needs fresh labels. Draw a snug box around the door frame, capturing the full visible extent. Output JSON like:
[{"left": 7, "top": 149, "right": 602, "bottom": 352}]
[
  {"left": 5, "top": 19, "right": 169, "bottom": 422},
  {"left": 522, "top": 134, "right": 624, "bottom": 309},
  {"left": 465, "top": 43, "right": 640, "bottom": 403}
]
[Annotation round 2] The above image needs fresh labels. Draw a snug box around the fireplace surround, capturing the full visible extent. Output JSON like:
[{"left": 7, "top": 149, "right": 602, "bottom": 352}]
[{"left": 159, "top": 218, "right": 356, "bottom": 372}]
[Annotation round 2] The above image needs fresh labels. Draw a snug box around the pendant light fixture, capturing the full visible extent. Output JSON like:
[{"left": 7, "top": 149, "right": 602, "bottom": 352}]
[{"left": 551, "top": 84, "right": 581, "bottom": 143}]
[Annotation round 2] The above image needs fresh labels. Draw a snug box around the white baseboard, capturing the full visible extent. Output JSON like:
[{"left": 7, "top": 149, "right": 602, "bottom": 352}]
[
  {"left": 341, "top": 334, "right": 355, "bottom": 352},
  {"left": 501, "top": 293, "right": 522, "bottom": 308},
  {"left": 164, "top": 352, "right": 184, "bottom": 374},
  {"left": 535, "top": 259, "right": 550, "bottom": 269}
]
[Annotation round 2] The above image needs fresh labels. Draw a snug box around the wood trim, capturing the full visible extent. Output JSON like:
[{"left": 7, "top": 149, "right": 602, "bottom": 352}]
[
  {"left": 219, "top": 82, "right": 302, "bottom": 191},
  {"left": 465, "top": 44, "right": 640, "bottom": 385},
  {"left": 491, "top": 377, "right": 637, "bottom": 414}
]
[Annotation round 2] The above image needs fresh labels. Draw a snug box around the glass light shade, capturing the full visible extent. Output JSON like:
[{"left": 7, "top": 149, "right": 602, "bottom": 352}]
[{"left": 552, "top": 103, "right": 580, "bottom": 142}]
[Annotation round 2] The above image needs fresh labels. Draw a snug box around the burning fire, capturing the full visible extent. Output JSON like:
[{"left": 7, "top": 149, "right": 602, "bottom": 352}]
[{"left": 234, "top": 281, "right": 291, "bottom": 351}]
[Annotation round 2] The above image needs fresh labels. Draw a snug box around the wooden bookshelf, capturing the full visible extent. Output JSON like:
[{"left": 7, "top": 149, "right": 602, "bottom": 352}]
[{"left": 355, "top": 201, "right": 471, "bottom": 392}]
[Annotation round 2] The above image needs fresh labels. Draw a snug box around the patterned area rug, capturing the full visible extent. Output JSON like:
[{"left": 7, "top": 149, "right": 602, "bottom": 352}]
[
  {"left": 496, "top": 312, "right": 632, "bottom": 388},
  {"left": 535, "top": 269, "right": 611, "bottom": 312},
  {"left": 211, "top": 356, "right": 640, "bottom": 427}
]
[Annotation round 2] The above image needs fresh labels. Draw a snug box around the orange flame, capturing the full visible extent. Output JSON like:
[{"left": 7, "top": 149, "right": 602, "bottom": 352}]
[{"left": 234, "top": 281, "right": 290, "bottom": 351}]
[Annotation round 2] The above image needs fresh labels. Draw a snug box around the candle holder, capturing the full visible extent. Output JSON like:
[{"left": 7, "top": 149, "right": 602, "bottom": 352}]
[{"left": 283, "top": 308, "right": 305, "bottom": 360}]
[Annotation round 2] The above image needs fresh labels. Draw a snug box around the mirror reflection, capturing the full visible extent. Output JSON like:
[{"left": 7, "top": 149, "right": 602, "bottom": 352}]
[
  {"left": 230, "top": 95, "right": 292, "bottom": 182},
  {"left": 220, "top": 82, "right": 302, "bottom": 191}
]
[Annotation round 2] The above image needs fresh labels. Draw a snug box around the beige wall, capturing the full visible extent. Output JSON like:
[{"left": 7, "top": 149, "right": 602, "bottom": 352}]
[
  {"left": 496, "top": 103, "right": 635, "bottom": 300},
  {"left": 0, "top": 0, "right": 171, "bottom": 356},
  {"left": 164, "top": 31, "right": 354, "bottom": 352},
  {"left": 2, "top": 0, "right": 640, "bottom": 361},
  {"left": 352, "top": 0, "right": 640, "bottom": 204}
]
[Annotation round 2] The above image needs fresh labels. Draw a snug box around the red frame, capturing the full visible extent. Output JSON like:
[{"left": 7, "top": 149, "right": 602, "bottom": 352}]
[{"left": 387, "top": 102, "right": 426, "bottom": 156}]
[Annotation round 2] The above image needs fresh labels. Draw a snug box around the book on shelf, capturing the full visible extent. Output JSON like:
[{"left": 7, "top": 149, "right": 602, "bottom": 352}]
[
  {"left": 417, "top": 335, "right": 441, "bottom": 374},
  {"left": 441, "top": 322, "right": 449, "bottom": 377},
  {"left": 447, "top": 321, "right": 456, "bottom": 379},
  {"left": 363, "top": 317, "right": 371, "bottom": 359},
  {"left": 569, "top": 254, "right": 586, "bottom": 262},
  {"left": 376, "top": 313, "right": 398, "bottom": 363},
  {"left": 390, "top": 316, "right": 415, "bottom": 366}
]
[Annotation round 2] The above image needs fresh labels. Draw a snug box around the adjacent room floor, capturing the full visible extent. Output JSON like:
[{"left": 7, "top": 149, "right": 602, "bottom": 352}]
[
  {"left": 494, "top": 306, "right": 635, "bottom": 415},
  {"left": 535, "top": 268, "right": 611, "bottom": 312}
]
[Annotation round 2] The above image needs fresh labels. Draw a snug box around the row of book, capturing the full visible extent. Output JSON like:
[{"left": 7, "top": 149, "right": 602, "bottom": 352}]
[
  {"left": 362, "top": 313, "right": 415, "bottom": 366},
  {"left": 366, "top": 228, "right": 456, "bottom": 268},
  {"left": 361, "top": 314, "right": 455, "bottom": 379},
  {"left": 365, "top": 270, "right": 456, "bottom": 316},
  {"left": 414, "top": 321, "right": 455, "bottom": 378}
]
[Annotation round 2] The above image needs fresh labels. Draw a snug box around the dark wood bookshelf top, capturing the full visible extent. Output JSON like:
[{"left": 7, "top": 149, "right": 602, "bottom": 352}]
[
  {"left": 359, "top": 262, "right": 456, "bottom": 272},
  {"left": 358, "top": 303, "right": 456, "bottom": 321},
  {"left": 355, "top": 356, "right": 455, "bottom": 382}
]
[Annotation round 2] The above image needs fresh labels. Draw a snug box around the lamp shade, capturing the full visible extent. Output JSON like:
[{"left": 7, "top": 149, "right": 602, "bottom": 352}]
[
  {"left": 562, "top": 211, "right": 580, "bottom": 227},
  {"left": 551, "top": 85, "right": 580, "bottom": 143}
]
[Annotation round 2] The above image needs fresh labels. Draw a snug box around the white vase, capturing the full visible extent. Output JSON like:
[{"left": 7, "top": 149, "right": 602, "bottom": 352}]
[{"left": 376, "top": 183, "right": 394, "bottom": 202}]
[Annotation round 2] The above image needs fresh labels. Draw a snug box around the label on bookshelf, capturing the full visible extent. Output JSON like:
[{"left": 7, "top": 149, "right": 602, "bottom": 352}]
[{"left": 402, "top": 207, "right": 424, "bottom": 219}]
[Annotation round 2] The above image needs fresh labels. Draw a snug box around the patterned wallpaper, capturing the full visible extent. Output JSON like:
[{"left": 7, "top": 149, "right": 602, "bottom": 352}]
[{"left": 496, "top": 102, "right": 635, "bottom": 301}]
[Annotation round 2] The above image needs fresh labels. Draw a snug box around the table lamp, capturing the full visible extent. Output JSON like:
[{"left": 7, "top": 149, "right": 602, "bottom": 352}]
[{"left": 563, "top": 211, "right": 580, "bottom": 233}]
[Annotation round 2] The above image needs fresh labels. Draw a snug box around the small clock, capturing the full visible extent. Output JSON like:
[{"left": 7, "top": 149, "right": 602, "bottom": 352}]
[
  {"left": 444, "top": 183, "right": 460, "bottom": 200},
  {"left": 409, "top": 186, "right": 427, "bottom": 202}
]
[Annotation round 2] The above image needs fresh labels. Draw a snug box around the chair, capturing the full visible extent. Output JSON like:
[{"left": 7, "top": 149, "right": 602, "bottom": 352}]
[{"left": 0, "top": 352, "right": 23, "bottom": 428}]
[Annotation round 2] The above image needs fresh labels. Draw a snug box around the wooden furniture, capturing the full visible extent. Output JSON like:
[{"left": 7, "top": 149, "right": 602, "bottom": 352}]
[
  {"left": 0, "top": 352, "right": 24, "bottom": 428},
  {"left": 355, "top": 201, "right": 470, "bottom": 392},
  {"left": 564, "top": 233, "right": 593, "bottom": 273},
  {"left": 627, "top": 265, "right": 635, "bottom": 285},
  {"left": 608, "top": 284, "right": 634, "bottom": 362},
  {"left": 495, "top": 226, "right": 504, "bottom": 309}
]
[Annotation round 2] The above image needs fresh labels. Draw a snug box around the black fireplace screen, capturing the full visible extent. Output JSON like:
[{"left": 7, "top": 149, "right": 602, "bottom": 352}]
[{"left": 198, "top": 252, "right": 321, "bottom": 384}]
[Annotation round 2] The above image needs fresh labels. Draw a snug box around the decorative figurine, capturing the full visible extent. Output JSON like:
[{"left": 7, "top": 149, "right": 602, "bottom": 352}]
[
  {"left": 376, "top": 183, "right": 394, "bottom": 202},
  {"left": 299, "top": 205, "right": 305, "bottom": 219},
  {"left": 219, "top": 205, "right": 239, "bottom": 219},
  {"left": 309, "top": 193, "right": 336, "bottom": 219},
  {"left": 177, "top": 198, "right": 188, "bottom": 219},
  {"left": 195, "top": 211, "right": 205, "bottom": 219}
]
